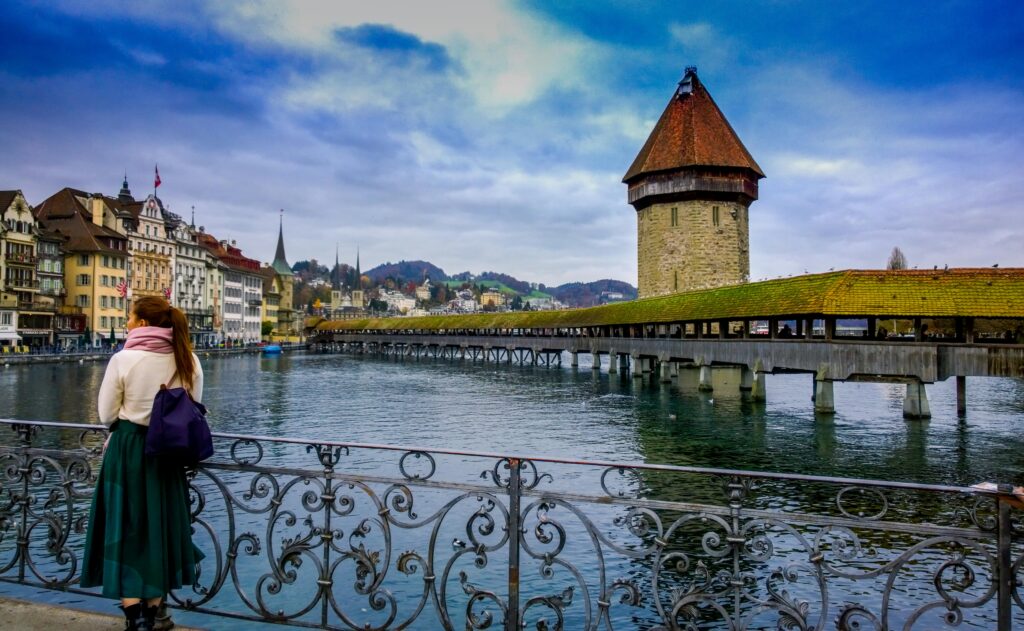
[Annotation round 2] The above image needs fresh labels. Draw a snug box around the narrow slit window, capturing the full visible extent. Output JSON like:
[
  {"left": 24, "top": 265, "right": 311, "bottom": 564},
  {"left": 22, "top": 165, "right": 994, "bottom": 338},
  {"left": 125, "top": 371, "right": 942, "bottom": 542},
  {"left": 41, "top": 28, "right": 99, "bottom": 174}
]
[
  {"left": 712, "top": 206, "right": 720, "bottom": 227},
  {"left": 671, "top": 207, "right": 678, "bottom": 227},
  {"left": 674, "top": 270, "right": 679, "bottom": 290}
]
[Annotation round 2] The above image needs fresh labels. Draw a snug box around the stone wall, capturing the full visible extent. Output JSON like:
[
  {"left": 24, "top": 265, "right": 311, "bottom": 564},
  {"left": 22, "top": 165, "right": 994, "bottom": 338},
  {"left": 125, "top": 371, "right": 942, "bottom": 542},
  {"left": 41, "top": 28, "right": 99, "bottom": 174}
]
[{"left": 636, "top": 199, "right": 750, "bottom": 298}]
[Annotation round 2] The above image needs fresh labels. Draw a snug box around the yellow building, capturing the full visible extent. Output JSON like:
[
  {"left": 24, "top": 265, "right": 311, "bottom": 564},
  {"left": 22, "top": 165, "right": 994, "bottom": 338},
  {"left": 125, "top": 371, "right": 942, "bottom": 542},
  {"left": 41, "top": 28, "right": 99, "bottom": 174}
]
[
  {"left": 260, "top": 265, "right": 281, "bottom": 339},
  {"left": 34, "top": 189, "right": 129, "bottom": 348},
  {"left": 125, "top": 193, "right": 176, "bottom": 305},
  {"left": 480, "top": 289, "right": 505, "bottom": 309}
]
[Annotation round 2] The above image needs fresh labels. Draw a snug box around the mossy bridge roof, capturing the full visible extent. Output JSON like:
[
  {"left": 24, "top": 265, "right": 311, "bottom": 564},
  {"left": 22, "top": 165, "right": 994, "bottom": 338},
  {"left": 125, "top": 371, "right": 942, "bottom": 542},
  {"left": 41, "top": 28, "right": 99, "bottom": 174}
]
[{"left": 315, "top": 269, "right": 1024, "bottom": 333}]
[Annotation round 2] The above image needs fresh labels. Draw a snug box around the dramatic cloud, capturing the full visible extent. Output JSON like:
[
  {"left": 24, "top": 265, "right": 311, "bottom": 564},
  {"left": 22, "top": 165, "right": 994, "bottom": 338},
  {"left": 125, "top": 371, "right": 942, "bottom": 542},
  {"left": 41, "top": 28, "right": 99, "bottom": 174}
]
[{"left": 0, "top": 0, "right": 1020, "bottom": 286}]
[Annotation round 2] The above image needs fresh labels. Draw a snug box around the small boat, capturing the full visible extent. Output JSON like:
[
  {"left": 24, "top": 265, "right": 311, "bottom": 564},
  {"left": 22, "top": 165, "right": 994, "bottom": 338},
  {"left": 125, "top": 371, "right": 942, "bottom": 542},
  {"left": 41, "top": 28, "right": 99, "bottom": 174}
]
[{"left": 262, "top": 344, "right": 282, "bottom": 355}]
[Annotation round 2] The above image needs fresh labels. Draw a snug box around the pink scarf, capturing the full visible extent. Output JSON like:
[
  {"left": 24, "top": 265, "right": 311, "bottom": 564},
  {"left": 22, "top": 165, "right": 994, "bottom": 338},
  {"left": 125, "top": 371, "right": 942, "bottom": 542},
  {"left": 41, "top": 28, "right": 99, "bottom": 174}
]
[{"left": 123, "top": 326, "right": 174, "bottom": 353}]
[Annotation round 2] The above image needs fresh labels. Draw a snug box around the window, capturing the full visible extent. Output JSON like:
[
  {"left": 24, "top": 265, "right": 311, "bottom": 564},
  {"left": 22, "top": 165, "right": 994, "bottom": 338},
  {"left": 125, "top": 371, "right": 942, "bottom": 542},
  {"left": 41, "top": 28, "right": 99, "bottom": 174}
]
[
  {"left": 101, "top": 255, "right": 109, "bottom": 267},
  {"left": 101, "top": 275, "right": 108, "bottom": 287},
  {"left": 671, "top": 206, "right": 678, "bottom": 227},
  {"left": 674, "top": 270, "right": 679, "bottom": 291},
  {"left": 77, "top": 295, "right": 90, "bottom": 307},
  {"left": 77, "top": 274, "right": 91, "bottom": 286},
  {"left": 118, "top": 317, "right": 125, "bottom": 328},
  {"left": 101, "top": 316, "right": 107, "bottom": 328},
  {"left": 78, "top": 254, "right": 90, "bottom": 266},
  {"left": 0, "top": 312, "right": 11, "bottom": 326},
  {"left": 712, "top": 205, "right": 720, "bottom": 227}
]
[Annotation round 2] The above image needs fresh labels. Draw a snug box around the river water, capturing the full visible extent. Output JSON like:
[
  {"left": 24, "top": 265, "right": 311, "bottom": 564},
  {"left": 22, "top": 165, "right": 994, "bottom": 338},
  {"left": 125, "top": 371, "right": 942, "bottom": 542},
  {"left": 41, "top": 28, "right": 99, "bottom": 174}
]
[
  {"left": 1, "top": 351, "right": 1022, "bottom": 629},
  {"left": 3, "top": 350, "right": 1022, "bottom": 484}
]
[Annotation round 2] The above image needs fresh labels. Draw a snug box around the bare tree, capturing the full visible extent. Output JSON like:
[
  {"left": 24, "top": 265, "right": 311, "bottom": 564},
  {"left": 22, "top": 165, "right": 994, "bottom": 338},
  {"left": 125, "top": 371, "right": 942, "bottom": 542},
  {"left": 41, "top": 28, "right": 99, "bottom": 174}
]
[{"left": 887, "top": 247, "right": 908, "bottom": 270}]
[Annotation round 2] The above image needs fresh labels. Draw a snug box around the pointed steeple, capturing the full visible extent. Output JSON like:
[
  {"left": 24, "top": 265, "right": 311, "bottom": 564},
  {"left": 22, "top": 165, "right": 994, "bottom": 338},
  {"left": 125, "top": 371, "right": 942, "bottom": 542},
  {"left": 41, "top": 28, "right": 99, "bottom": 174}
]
[
  {"left": 355, "top": 246, "right": 361, "bottom": 279},
  {"left": 118, "top": 173, "right": 134, "bottom": 202},
  {"left": 271, "top": 209, "right": 293, "bottom": 276},
  {"left": 332, "top": 243, "right": 342, "bottom": 287}
]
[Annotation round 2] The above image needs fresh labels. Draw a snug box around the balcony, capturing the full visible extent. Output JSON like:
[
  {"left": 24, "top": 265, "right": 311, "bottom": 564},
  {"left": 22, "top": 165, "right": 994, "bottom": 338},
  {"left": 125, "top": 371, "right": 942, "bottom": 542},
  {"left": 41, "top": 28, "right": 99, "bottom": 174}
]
[
  {"left": 4, "top": 278, "right": 38, "bottom": 291},
  {"left": 17, "top": 301, "right": 56, "bottom": 313},
  {"left": 4, "top": 253, "right": 37, "bottom": 266},
  {"left": 247, "top": 298, "right": 263, "bottom": 306}
]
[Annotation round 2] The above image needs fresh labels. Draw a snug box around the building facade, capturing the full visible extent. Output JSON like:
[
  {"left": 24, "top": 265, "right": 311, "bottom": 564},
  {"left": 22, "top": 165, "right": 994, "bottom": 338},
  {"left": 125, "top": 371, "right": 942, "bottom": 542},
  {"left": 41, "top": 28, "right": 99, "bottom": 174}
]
[
  {"left": 34, "top": 189, "right": 129, "bottom": 348},
  {"left": 624, "top": 68, "right": 764, "bottom": 298}
]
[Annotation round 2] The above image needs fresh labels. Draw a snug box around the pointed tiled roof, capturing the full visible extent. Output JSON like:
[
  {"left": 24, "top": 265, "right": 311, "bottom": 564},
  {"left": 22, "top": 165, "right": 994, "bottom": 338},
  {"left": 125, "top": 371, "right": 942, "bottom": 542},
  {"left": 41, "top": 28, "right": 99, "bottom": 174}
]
[
  {"left": 0, "top": 190, "right": 20, "bottom": 212},
  {"left": 624, "top": 68, "right": 764, "bottom": 183},
  {"left": 32, "top": 188, "right": 126, "bottom": 253}
]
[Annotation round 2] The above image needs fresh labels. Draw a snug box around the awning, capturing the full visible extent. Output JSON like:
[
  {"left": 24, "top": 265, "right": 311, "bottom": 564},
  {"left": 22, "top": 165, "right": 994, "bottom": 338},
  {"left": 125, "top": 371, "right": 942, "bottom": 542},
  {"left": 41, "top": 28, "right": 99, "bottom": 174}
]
[{"left": 0, "top": 332, "right": 22, "bottom": 341}]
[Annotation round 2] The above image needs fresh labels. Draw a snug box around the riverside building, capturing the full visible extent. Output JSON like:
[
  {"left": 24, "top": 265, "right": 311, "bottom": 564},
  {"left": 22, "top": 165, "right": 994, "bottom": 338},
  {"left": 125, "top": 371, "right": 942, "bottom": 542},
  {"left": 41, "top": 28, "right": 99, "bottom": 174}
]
[{"left": 34, "top": 188, "right": 129, "bottom": 348}]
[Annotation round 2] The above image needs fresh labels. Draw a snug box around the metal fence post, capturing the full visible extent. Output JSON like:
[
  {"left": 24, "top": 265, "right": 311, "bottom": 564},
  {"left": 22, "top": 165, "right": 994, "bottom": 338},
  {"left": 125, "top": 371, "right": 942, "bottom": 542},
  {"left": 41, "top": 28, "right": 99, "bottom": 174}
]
[
  {"left": 997, "top": 486, "right": 1013, "bottom": 630},
  {"left": 507, "top": 458, "right": 522, "bottom": 630}
]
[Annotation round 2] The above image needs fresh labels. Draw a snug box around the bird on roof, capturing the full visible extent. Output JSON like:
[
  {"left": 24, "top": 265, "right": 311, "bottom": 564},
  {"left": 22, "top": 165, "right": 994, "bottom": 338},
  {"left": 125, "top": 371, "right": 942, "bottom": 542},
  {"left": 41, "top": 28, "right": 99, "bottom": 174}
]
[{"left": 993, "top": 263, "right": 999, "bottom": 268}]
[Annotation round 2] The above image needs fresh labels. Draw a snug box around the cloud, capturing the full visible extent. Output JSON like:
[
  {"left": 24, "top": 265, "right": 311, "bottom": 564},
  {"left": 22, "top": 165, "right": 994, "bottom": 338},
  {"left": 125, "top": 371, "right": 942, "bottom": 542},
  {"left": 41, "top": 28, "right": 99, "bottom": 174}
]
[{"left": 206, "top": 0, "right": 593, "bottom": 112}]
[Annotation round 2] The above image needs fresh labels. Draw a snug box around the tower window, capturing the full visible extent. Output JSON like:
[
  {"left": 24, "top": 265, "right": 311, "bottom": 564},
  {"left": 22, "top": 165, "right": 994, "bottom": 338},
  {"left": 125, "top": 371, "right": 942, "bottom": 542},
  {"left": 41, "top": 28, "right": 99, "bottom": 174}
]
[
  {"left": 712, "top": 206, "right": 720, "bottom": 227},
  {"left": 674, "top": 270, "right": 679, "bottom": 290},
  {"left": 671, "top": 207, "right": 678, "bottom": 227}
]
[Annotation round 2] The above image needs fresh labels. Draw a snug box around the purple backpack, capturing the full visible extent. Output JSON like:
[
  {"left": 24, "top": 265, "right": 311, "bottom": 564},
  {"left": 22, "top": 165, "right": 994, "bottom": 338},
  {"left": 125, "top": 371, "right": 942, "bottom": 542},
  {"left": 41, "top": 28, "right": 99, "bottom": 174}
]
[{"left": 145, "top": 372, "right": 213, "bottom": 463}]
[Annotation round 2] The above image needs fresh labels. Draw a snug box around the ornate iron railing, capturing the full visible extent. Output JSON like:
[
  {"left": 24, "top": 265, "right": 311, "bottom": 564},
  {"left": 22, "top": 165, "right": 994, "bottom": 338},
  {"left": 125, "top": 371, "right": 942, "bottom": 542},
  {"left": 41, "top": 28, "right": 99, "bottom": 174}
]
[{"left": 0, "top": 417, "right": 1021, "bottom": 630}]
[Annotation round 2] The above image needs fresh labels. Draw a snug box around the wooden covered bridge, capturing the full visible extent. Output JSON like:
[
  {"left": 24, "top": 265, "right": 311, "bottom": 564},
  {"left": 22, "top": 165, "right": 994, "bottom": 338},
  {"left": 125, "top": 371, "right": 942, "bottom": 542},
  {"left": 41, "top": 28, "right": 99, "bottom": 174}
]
[{"left": 309, "top": 269, "right": 1024, "bottom": 418}]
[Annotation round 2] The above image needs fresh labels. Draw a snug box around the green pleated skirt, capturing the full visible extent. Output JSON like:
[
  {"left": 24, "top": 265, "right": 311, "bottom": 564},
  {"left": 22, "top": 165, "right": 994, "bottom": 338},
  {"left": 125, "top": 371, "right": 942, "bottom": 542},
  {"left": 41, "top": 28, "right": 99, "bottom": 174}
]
[{"left": 80, "top": 420, "right": 205, "bottom": 599}]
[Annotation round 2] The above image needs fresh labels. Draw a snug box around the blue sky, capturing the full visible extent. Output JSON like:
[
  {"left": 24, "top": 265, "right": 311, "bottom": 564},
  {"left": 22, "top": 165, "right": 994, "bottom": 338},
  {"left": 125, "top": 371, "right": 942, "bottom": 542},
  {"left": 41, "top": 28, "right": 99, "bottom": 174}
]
[{"left": 2, "top": 1, "right": 1021, "bottom": 285}]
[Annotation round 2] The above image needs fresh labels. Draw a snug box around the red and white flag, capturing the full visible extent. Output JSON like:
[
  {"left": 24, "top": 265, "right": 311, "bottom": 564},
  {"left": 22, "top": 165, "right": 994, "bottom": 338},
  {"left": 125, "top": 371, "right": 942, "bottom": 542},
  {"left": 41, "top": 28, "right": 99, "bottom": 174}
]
[
  {"left": 154, "top": 164, "right": 162, "bottom": 189},
  {"left": 116, "top": 279, "right": 128, "bottom": 298},
  {"left": 163, "top": 286, "right": 172, "bottom": 300}
]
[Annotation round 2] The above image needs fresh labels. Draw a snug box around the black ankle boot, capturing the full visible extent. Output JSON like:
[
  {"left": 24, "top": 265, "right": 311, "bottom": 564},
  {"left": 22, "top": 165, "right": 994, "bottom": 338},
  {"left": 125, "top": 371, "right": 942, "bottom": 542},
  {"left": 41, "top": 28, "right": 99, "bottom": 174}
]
[
  {"left": 153, "top": 602, "right": 175, "bottom": 630},
  {"left": 142, "top": 603, "right": 159, "bottom": 630},
  {"left": 120, "top": 603, "right": 150, "bottom": 631}
]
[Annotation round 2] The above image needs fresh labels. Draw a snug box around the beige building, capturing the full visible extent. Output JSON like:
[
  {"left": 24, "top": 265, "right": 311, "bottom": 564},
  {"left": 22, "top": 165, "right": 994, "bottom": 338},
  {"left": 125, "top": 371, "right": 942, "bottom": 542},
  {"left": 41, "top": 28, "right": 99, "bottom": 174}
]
[
  {"left": 624, "top": 67, "right": 764, "bottom": 298},
  {"left": 480, "top": 289, "right": 505, "bottom": 309},
  {"left": 34, "top": 188, "right": 129, "bottom": 347}
]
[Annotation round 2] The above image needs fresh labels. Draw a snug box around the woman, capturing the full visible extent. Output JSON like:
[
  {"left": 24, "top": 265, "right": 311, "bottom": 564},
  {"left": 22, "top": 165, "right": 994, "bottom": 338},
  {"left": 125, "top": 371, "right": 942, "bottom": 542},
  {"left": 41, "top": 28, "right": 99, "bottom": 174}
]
[{"left": 81, "top": 296, "right": 205, "bottom": 631}]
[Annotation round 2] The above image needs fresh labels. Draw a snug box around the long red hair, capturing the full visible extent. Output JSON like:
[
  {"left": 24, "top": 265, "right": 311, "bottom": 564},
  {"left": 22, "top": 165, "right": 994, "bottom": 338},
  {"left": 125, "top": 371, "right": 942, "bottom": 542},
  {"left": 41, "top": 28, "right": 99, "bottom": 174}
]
[{"left": 133, "top": 296, "right": 196, "bottom": 391}]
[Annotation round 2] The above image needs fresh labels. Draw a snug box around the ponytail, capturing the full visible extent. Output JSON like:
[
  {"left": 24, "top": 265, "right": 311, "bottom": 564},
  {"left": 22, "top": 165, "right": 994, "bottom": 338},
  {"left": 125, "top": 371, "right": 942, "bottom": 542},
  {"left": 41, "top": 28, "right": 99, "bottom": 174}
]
[
  {"left": 168, "top": 306, "right": 196, "bottom": 392},
  {"left": 132, "top": 296, "right": 196, "bottom": 392}
]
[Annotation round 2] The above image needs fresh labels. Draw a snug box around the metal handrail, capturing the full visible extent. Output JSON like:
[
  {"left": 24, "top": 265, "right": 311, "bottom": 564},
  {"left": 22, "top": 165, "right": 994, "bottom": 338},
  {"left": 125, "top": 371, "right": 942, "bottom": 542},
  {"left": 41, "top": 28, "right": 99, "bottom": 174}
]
[{"left": 0, "top": 417, "right": 1019, "bottom": 629}]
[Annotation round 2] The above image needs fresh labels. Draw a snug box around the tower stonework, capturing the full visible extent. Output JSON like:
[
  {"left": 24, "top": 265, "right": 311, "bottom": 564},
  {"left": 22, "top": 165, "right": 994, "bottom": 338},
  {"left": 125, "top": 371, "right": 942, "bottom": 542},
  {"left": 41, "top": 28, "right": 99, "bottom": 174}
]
[{"left": 624, "top": 68, "right": 764, "bottom": 298}]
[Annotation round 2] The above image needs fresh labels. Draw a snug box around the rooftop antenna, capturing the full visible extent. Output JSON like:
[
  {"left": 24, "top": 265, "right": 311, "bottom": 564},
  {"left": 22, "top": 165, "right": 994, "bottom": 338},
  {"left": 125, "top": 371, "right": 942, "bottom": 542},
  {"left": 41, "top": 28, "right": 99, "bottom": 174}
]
[{"left": 191, "top": 205, "right": 195, "bottom": 228}]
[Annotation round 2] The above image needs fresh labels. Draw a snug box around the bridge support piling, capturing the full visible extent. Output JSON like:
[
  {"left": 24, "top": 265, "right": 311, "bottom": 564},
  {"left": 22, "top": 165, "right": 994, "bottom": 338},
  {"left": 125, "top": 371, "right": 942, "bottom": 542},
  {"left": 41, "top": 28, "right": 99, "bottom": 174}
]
[
  {"left": 903, "top": 380, "right": 932, "bottom": 419},
  {"left": 698, "top": 359, "right": 713, "bottom": 392},
  {"left": 740, "top": 366, "right": 753, "bottom": 392},
  {"left": 571, "top": 352, "right": 579, "bottom": 368},
  {"left": 608, "top": 351, "right": 618, "bottom": 374},
  {"left": 751, "top": 359, "right": 766, "bottom": 402},
  {"left": 660, "top": 360, "right": 672, "bottom": 383},
  {"left": 592, "top": 352, "right": 602, "bottom": 370},
  {"left": 670, "top": 362, "right": 678, "bottom": 380},
  {"left": 619, "top": 354, "right": 630, "bottom": 374},
  {"left": 814, "top": 365, "right": 835, "bottom": 414},
  {"left": 631, "top": 355, "right": 643, "bottom": 379},
  {"left": 957, "top": 376, "right": 967, "bottom": 416}
]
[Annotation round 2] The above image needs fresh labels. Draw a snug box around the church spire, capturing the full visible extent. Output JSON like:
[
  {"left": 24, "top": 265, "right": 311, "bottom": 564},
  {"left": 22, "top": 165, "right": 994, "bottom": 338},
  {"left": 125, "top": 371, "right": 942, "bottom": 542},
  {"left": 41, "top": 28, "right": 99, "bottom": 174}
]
[
  {"left": 271, "top": 208, "right": 293, "bottom": 276},
  {"left": 118, "top": 172, "right": 134, "bottom": 202}
]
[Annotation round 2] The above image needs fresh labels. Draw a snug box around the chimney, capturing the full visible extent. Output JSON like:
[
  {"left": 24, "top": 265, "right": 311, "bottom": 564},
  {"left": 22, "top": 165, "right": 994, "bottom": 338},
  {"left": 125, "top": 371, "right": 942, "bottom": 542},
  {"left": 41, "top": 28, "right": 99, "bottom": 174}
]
[{"left": 89, "top": 195, "right": 104, "bottom": 227}]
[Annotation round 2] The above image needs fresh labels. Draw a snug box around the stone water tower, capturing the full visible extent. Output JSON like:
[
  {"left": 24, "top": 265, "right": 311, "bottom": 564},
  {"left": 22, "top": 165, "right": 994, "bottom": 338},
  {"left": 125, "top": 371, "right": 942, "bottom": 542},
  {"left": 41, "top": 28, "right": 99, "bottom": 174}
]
[{"left": 624, "top": 67, "right": 764, "bottom": 298}]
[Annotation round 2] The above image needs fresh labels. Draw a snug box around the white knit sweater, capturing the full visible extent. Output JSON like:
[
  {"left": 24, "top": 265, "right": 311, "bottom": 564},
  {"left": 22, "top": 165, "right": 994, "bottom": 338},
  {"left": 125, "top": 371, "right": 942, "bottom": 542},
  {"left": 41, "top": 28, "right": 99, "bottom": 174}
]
[{"left": 97, "top": 350, "right": 205, "bottom": 427}]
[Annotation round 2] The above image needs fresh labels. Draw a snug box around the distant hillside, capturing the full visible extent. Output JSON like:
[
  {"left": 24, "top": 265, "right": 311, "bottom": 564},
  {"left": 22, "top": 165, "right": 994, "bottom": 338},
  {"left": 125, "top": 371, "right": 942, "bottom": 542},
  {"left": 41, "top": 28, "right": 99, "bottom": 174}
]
[
  {"left": 318, "top": 258, "right": 636, "bottom": 308},
  {"left": 549, "top": 279, "right": 638, "bottom": 307},
  {"left": 365, "top": 260, "right": 448, "bottom": 283}
]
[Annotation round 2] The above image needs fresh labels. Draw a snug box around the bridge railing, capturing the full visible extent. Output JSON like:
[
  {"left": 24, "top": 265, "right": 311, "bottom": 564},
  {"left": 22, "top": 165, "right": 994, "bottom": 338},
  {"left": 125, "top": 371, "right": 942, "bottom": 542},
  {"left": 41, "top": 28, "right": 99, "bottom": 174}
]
[{"left": 0, "top": 417, "right": 1021, "bottom": 629}]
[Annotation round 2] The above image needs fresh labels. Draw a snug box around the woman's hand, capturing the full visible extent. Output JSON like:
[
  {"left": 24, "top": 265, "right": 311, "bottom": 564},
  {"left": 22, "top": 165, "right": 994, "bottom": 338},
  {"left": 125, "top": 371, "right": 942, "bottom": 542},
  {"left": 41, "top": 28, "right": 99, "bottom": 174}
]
[{"left": 102, "top": 434, "right": 112, "bottom": 454}]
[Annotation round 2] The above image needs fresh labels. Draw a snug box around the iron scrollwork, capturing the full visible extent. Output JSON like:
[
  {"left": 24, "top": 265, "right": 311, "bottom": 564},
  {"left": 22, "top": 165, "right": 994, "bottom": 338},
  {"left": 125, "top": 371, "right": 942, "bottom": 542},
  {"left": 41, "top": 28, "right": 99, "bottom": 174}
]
[{"left": 0, "top": 418, "right": 1020, "bottom": 629}]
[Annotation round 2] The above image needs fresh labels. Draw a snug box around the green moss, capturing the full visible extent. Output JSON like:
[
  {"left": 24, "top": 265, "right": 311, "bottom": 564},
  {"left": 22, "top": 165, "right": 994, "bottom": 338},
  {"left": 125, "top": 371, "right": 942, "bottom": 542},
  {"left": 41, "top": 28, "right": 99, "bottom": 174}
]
[{"left": 316, "top": 269, "right": 1024, "bottom": 333}]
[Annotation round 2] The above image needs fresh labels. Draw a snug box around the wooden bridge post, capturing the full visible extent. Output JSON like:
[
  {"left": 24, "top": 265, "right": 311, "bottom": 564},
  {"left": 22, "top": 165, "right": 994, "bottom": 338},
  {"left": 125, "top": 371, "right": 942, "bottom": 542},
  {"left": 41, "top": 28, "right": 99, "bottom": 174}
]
[
  {"left": 903, "top": 380, "right": 932, "bottom": 419},
  {"left": 697, "top": 357, "right": 713, "bottom": 392},
  {"left": 592, "top": 351, "right": 602, "bottom": 371},
  {"left": 608, "top": 350, "right": 617, "bottom": 374},
  {"left": 814, "top": 364, "right": 835, "bottom": 414},
  {"left": 660, "top": 358, "right": 672, "bottom": 383},
  {"left": 740, "top": 365, "right": 754, "bottom": 391},
  {"left": 571, "top": 351, "right": 579, "bottom": 368},
  {"left": 957, "top": 376, "right": 967, "bottom": 416},
  {"left": 751, "top": 358, "right": 767, "bottom": 402}
]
